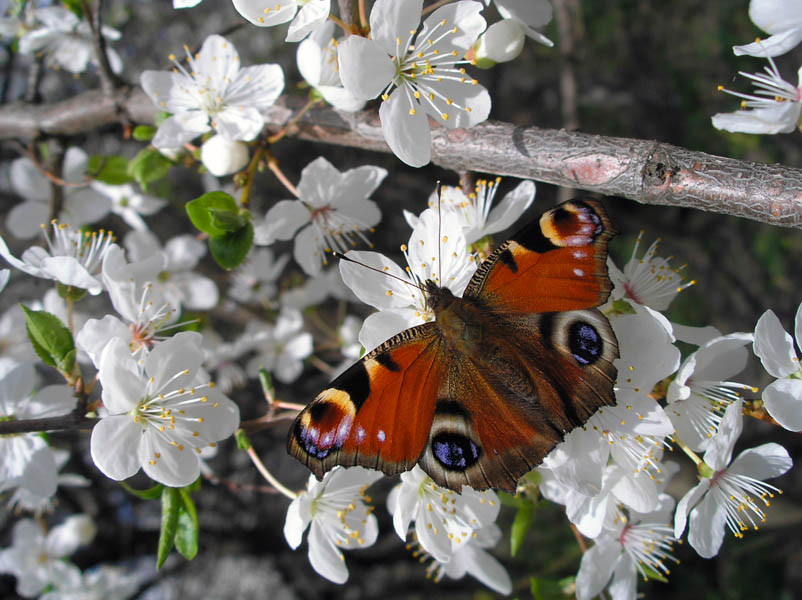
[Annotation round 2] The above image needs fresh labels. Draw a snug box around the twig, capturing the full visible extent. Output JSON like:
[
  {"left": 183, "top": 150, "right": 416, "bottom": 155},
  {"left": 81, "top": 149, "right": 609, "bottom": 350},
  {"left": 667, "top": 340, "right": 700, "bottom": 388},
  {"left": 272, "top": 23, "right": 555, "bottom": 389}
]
[
  {"left": 266, "top": 96, "right": 321, "bottom": 144},
  {"left": 4, "top": 91, "right": 802, "bottom": 229},
  {"left": 81, "top": 0, "right": 120, "bottom": 96},
  {"left": 265, "top": 151, "right": 300, "bottom": 197},
  {"left": 0, "top": 414, "right": 97, "bottom": 435},
  {"left": 337, "top": 0, "right": 361, "bottom": 33},
  {"left": 245, "top": 446, "right": 297, "bottom": 499}
]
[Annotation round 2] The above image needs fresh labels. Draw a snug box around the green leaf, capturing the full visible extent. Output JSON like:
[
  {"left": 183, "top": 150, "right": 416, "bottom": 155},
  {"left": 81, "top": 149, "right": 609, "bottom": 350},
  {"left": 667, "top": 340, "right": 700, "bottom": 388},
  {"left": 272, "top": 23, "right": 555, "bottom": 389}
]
[
  {"left": 208, "top": 222, "right": 254, "bottom": 270},
  {"left": 235, "top": 428, "right": 252, "bottom": 451},
  {"left": 530, "top": 577, "right": 567, "bottom": 600},
  {"left": 511, "top": 503, "right": 534, "bottom": 557},
  {"left": 62, "top": 0, "right": 83, "bottom": 19},
  {"left": 497, "top": 490, "right": 528, "bottom": 508},
  {"left": 88, "top": 155, "right": 133, "bottom": 185},
  {"left": 157, "top": 487, "right": 180, "bottom": 570},
  {"left": 128, "top": 148, "right": 173, "bottom": 192},
  {"left": 155, "top": 111, "right": 171, "bottom": 126},
  {"left": 132, "top": 125, "right": 157, "bottom": 142},
  {"left": 120, "top": 481, "right": 164, "bottom": 500},
  {"left": 21, "top": 306, "right": 75, "bottom": 371},
  {"left": 185, "top": 192, "right": 240, "bottom": 237},
  {"left": 174, "top": 488, "right": 199, "bottom": 560}
]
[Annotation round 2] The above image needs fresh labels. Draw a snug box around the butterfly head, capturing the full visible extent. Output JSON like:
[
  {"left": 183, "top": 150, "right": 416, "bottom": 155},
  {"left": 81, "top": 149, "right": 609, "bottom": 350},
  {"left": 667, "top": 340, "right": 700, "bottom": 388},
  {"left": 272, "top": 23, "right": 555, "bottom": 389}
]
[{"left": 423, "top": 279, "right": 456, "bottom": 315}]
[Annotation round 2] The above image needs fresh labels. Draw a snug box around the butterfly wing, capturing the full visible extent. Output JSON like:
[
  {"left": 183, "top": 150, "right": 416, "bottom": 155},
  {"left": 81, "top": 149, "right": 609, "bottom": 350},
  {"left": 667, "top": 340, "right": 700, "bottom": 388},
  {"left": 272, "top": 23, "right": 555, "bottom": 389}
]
[
  {"left": 417, "top": 308, "right": 618, "bottom": 493},
  {"left": 464, "top": 199, "right": 616, "bottom": 313},
  {"left": 288, "top": 323, "right": 450, "bottom": 480}
]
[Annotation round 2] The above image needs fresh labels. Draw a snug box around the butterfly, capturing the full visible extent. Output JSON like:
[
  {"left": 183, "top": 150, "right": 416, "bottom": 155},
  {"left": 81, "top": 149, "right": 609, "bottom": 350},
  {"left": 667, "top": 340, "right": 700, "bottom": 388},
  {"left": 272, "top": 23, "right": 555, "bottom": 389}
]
[{"left": 287, "top": 199, "right": 619, "bottom": 492}]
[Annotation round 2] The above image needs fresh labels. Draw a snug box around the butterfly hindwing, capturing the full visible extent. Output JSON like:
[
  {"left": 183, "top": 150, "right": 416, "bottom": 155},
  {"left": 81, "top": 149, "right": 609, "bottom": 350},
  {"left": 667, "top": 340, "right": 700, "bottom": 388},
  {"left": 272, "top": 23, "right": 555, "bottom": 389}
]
[
  {"left": 288, "top": 323, "right": 449, "bottom": 480},
  {"left": 417, "top": 307, "right": 618, "bottom": 493},
  {"left": 464, "top": 199, "right": 616, "bottom": 313}
]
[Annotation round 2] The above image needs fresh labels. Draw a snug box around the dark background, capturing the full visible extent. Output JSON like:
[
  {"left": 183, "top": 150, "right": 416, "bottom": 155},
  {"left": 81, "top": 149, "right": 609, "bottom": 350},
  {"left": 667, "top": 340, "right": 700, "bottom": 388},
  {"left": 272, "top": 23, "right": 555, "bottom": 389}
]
[{"left": 1, "top": 1, "right": 801, "bottom": 598}]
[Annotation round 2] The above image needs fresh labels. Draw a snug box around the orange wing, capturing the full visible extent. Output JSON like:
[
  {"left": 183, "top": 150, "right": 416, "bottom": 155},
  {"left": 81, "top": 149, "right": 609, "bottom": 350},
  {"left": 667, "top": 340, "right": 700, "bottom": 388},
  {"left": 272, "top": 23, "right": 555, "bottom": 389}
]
[
  {"left": 288, "top": 323, "right": 449, "bottom": 479},
  {"left": 464, "top": 199, "right": 616, "bottom": 313}
]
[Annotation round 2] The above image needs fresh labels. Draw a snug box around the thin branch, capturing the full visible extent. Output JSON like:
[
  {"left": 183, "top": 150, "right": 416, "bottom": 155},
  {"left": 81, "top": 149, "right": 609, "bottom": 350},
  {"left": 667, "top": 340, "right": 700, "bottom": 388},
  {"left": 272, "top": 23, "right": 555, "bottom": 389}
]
[
  {"left": 337, "top": 0, "right": 361, "bottom": 33},
  {"left": 3, "top": 90, "right": 802, "bottom": 229},
  {"left": 81, "top": 0, "right": 120, "bottom": 96},
  {"left": 0, "top": 414, "right": 97, "bottom": 435}
]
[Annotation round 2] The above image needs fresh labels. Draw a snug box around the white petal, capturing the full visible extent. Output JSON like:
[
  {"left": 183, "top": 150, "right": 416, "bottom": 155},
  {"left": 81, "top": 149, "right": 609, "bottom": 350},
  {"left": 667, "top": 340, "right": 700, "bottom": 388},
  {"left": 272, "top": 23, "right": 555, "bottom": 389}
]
[
  {"left": 608, "top": 554, "right": 638, "bottom": 600},
  {"left": 140, "top": 429, "right": 200, "bottom": 487},
  {"left": 754, "top": 309, "right": 798, "bottom": 377},
  {"left": 733, "top": 27, "right": 802, "bottom": 57},
  {"left": 19, "top": 447, "right": 58, "bottom": 498},
  {"left": 165, "top": 234, "right": 206, "bottom": 270},
  {"left": 307, "top": 520, "right": 349, "bottom": 584},
  {"left": 90, "top": 416, "right": 144, "bottom": 481},
  {"left": 729, "top": 442, "right": 792, "bottom": 480},
  {"left": 7, "top": 201, "right": 49, "bottom": 239},
  {"left": 10, "top": 158, "right": 50, "bottom": 201},
  {"left": 214, "top": 106, "right": 265, "bottom": 142},
  {"left": 98, "top": 338, "right": 144, "bottom": 414},
  {"left": 335, "top": 165, "right": 388, "bottom": 205},
  {"left": 145, "top": 331, "right": 203, "bottom": 391},
  {"left": 297, "top": 29, "right": 324, "bottom": 85},
  {"left": 421, "top": 1, "right": 486, "bottom": 52},
  {"left": 76, "top": 316, "right": 129, "bottom": 368},
  {"left": 293, "top": 224, "right": 325, "bottom": 276},
  {"left": 152, "top": 113, "right": 210, "bottom": 148},
  {"left": 232, "top": 0, "right": 297, "bottom": 26},
  {"left": 284, "top": 496, "right": 310, "bottom": 549},
  {"left": 40, "top": 256, "right": 103, "bottom": 294},
  {"left": 796, "top": 300, "right": 802, "bottom": 351},
  {"left": 703, "top": 399, "right": 743, "bottom": 471},
  {"left": 339, "top": 250, "right": 412, "bottom": 309},
  {"left": 286, "top": 0, "right": 330, "bottom": 42},
  {"left": 688, "top": 332, "right": 754, "bottom": 382},
  {"left": 458, "top": 545, "right": 512, "bottom": 595},
  {"left": 318, "top": 85, "right": 366, "bottom": 112},
  {"left": 673, "top": 480, "right": 707, "bottom": 539},
  {"left": 369, "top": 0, "right": 423, "bottom": 55},
  {"left": 711, "top": 102, "right": 802, "bottom": 134},
  {"left": 296, "top": 156, "right": 342, "bottom": 204},
  {"left": 168, "top": 272, "right": 219, "bottom": 310},
  {"left": 494, "top": 0, "right": 553, "bottom": 28},
  {"left": 379, "top": 88, "right": 431, "bottom": 167},
  {"left": 576, "top": 539, "right": 620, "bottom": 600},
  {"left": 255, "top": 200, "right": 310, "bottom": 244},
  {"left": 763, "top": 378, "right": 802, "bottom": 431},
  {"left": 23, "top": 385, "right": 76, "bottom": 419},
  {"left": 482, "top": 179, "right": 536, "bottom": 237},
  {"left": 337, "top": 36, "right": 395, "bottom": 100},
  {"left": 46, "top": 515, "right": 95, "bottom": 557},
  {"left": 687, "top": 494, "right": 727, "bottom": 558},
  {"left": 225, "top": 64, "right": 285, "bottom": 110}
]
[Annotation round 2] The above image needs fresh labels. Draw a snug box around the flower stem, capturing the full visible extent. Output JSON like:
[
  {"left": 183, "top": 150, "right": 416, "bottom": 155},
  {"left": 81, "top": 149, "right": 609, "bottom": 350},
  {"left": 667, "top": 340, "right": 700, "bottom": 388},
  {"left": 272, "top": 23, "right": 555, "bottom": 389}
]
[
  {"left": 246, "top": 446, "right": 297, "bottom": 499},
  {"left": 267, "top": 96, "right": 321, "bottom": 145},
  {"left": 265, "top": 152, "right": 300, "bottom": 197},
  {"left": 238, "top": 144, "right": 265, "bottom": 208},
  {"left": 672, "top": 435, "right": 703, "bottom": 467},
  {"left": 328, "top": 12, "right": 352, "bottom": 35},
  {"left": 358, "top": 0, "right": 368, "bottom": 30}
]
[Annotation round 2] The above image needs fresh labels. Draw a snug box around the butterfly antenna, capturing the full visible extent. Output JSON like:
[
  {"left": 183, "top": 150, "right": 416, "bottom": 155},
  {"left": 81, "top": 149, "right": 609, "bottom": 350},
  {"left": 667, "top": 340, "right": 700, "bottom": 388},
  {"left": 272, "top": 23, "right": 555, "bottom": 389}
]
[
  {"left": 332, "top": 252, "right": 427, "bottom": 294},
  {"left": 435, "top": 181, "right": 443, "bottom": 287}
]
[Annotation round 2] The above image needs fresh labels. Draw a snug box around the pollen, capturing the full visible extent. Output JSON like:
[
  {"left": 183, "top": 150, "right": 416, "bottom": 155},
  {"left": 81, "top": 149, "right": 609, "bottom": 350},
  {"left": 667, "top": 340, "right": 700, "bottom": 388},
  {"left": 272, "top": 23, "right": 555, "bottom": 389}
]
[
  {"left": 386, "top": 290, "right": 393, "bottom": 296},
  {"left": 409, "top": 108, "right": 417, "bottom": 115}
]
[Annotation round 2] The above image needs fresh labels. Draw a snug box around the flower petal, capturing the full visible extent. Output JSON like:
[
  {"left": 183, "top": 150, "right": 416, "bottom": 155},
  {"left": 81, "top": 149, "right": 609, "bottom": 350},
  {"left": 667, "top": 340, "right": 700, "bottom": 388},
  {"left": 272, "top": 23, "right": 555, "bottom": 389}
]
[
  {"left": 140, "top": 429, "right": 200, "bottom": 487},
  {"left": 754, "top": 309, "right": 798, "bottom": 377},
  {"left": 370, "top": 0, "right": 423, "bottom": 55},
  {"left": 379, "top": 88, "right": 431, "bottom": 167},
  {"left": 762, "top": 378, "right": 802, "bottom": 431},
  {"left": 255, "top": 200, "right": 310, "bottom": 244},
  {"left": 307, "top": 520, "right": 349, "bottom": 584},
  {"left": 729, "top": 442, "right": 793, "bottom": 480},
  {"left": 286, "top": 0, "right": 330, "bottom": 42},
  {"left": 337, "top": 36, "right": 395, "bottom": 100},
  {"left": 733, "top": 27, "right": 802, "bottom": 58},
  {"left": 90, "top": 416, "right": 144, "bottom": 481},
  {"left": 576, "top": 539, "right": 620, "bottom": 600},
  {"left": 687, "top": 493, "right": 727, "bottom": 558}
]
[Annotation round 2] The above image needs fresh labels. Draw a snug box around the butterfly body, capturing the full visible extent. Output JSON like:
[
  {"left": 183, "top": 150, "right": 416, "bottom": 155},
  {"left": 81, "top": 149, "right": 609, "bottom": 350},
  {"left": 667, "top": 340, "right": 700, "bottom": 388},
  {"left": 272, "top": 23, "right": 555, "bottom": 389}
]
[{"left": 289, "top": 199, "right": 619, "bottom": 492}]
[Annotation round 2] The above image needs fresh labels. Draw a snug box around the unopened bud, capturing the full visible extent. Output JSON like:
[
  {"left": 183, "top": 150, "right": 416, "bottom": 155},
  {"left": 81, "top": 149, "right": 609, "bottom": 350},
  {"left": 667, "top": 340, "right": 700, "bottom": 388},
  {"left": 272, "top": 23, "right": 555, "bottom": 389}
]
[{"left": 201, "top": 135, "right": 250, "bottom": 176}]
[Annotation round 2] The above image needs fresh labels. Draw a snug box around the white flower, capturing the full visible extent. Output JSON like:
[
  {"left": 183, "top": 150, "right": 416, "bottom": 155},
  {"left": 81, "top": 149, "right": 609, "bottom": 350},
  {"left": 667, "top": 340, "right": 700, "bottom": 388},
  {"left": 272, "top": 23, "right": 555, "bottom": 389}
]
[
  {"left": 77, "top": 245, "right": 177, "bottom": 366},
  {"left": 227, "top": 247, "right": 289, "bottom": 306},
  {"left": 124, "top": 230, "right": 219, "bottom": 311},
  {"left": 338, "top": 0, "right": 490, "bottom": 167},
  {"left": 733, "top": 0, "right": 802, "bottom": 57},
  {"left": 413, "top": 523, "right": 512, "bottom": 595},
  {"left": 297, "top": 21, "right": 365, "bottom": 111},
  {"left": 0, "top": 359, "right": 76, "bottom": 499},
  {"left": 141, "top": 34, "right": 284, "bottom": 148},
  {"left": 201, "top": 329, "right": 249, "bottom": 394},
  {"left": 712, "top": 59, "right": 802, "bottom": 134},
  {"left": 90, "top": 181, "right": 168, "bottom": 231},
  {"left": 340, "top": 207, "right": 476, "bottom": 352},
  {"left": 39, "top": 564, "right": 140, "bottom": 600},
  {"left": 408, "top": 178, "right": 535, "bottom": 244},
  {"left": 608, "top": 232, "right": 694, "bottom": 311},
  {"left": 200, "top": 134, "right": 251, "bottom": 177},
  {"left": 254, "top": 156, "right": 386, "bottom": 276},
  {"left": 6, "top": 147, "right": 111, "bottom": 239},
  {"left": 387, "top": 465, "right": 500, "bottom": 563},
  {"left": 18, "top": 6, "right": 122, "bottom": 74},
  {"left": 674, "top": 399, "right": 793, "bottom": 558},
  {"left": 90, "top": 332, "right": 240, "bottom": 487},
  {"left": 174, "top": 0, "right": 203, "bottom": 7},
  {"left": 486, "top": 0, "right": 554, "bottom": 47},
  {"left": 244, "top": 308, "right": 313, "bottom": 383},
  {"left": 577, "top": 495, "right": 678, "bottom": 600},
  {"left": 667, "top": 333, "right": 756, "bottom": 450},
  {"left": 0, "top": 515, "right": 94, "bottom": 598},
  {"left": 753, "top": 302, "right": 802, "bottom": 431},
  {"left": 4, "top": 448, "right": 90, "bottom": 515},
  {"left": 233, "top": 0, "right": 331, "bottom": 43},
  {"left": 0, "top": 221, "right": 115, "bottom": 295},
  {"left": 284, "top": 466, "right": 382, "bottom": 584}
]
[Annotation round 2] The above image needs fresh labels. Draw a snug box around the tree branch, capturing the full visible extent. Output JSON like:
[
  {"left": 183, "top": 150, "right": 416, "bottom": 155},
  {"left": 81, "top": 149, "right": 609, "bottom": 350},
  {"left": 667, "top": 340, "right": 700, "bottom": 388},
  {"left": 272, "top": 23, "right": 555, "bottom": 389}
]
[
  {"left": 2, "top": 90, "right": 801, "bottom": 228},
  {"left": 0, "top": 414, "right": 97, "bottom": 435}
]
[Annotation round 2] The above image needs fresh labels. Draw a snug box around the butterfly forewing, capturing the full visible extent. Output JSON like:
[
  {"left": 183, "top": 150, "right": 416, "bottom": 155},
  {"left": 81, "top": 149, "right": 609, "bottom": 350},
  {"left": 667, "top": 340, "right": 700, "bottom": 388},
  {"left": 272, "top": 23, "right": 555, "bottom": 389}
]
[{"left": 287, "top": 323, "right": 448, "bottom": 479}]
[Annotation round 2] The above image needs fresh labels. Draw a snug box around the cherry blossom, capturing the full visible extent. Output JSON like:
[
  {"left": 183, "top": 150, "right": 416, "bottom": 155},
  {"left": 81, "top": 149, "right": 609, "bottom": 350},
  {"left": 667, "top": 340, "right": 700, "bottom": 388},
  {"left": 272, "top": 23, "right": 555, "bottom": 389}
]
[
  {"left": 753, "top": 301, "right": 802, "bottom": 431},
  {"left": 141, "top": 34, "right": 284, "bottom": 148},
  {"left": 90, "top": 332, "right": 240, "bottom": 487},
  {"left": 243, "top": 308, "right": 313, "bottom": 383},
  {"left": 254, "top": 156, "right": 386, "bottom": 276},
  {"left": 233, "top": 0, "right": 330, "bottom": 43},
  {"left": 674, "top": 400, "right": 792, "bottom": 558},
  {"left": 284, "top": 466, "right": 382, "bottom": 584},
  {"left": 337, "top": 0, "right": 490, "bottom": 166},
  {"left": 733, "top": 0, "right": 802, "bottom": 57}
]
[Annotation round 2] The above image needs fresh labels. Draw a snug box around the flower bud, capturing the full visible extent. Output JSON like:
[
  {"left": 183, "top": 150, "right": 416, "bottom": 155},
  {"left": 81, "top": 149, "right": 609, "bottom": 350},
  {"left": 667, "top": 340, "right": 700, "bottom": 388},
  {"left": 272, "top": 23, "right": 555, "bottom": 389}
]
[
  {"left": 474, "top": 20, "right": 525, "bottom": 65},
  {"left": 201, "top": 135, "right": 250, "bottom": 176}
]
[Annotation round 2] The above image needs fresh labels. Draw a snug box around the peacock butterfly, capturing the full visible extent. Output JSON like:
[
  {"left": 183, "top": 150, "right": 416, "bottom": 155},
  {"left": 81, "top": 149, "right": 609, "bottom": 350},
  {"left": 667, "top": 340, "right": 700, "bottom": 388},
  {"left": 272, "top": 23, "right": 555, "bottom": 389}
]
[{"left": 287, "top": 198, "right": 619, "bottom": 492}]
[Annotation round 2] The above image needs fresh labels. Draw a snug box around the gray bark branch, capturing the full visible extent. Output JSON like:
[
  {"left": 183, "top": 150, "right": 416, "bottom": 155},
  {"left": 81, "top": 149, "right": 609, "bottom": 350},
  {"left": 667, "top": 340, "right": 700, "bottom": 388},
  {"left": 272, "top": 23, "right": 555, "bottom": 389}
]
[{"left": 1, "top": 90, "right": 801, "bottom": 228}]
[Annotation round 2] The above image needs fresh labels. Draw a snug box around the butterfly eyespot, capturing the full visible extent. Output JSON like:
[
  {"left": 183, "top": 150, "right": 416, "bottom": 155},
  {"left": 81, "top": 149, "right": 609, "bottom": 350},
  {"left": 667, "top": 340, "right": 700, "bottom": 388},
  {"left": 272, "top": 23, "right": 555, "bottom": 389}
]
[
  {"left": 431, "top": 432, "right": 481, "bottom": 471},
  {"left": 568, "top": 320, "right": 603, "bottom": 365}
]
